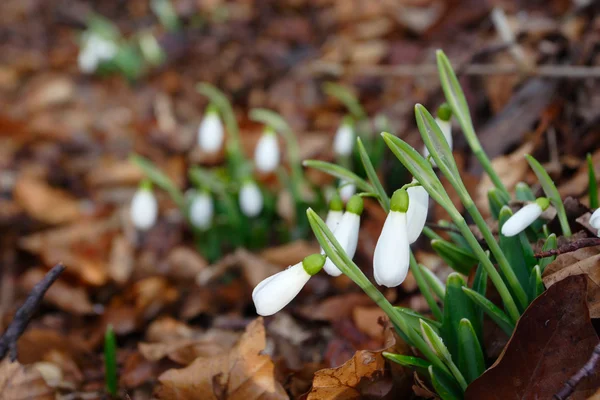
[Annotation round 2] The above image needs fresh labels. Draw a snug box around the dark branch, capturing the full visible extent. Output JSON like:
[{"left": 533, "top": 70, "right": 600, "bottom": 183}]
[
  {"left": 0, "top": 263, "right": 65, "bottom": 362},
  {"left": 534, "top": 238, "right": 600, "bottom": 258},
  {"left": 554, "top": 342, "right": 600, "bottom": 400}
]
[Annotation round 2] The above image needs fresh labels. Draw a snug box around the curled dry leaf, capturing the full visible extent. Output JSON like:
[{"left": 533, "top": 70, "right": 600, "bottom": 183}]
[
  {"left": 465, "top": 275, "right": 600, "bottom": 400},
  {"left": 155, "top": 317, "right": 288, "bottom": 400},
  {"left": 542, "top": 245, "right": 600, "bottom": 318},
  {"left": 0, "top": 359, "right": 54, "bottom": 400}
]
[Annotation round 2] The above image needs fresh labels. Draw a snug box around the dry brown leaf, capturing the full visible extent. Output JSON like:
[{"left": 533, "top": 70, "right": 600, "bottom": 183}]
[
  {"left": 259, "top": 240, "right": 320, "bottom": 267},
  {"left": 108, "top": 234, "right": 134, "bottom": 284},
  {"left": 165, "top": 246, "right": 208, "bottom": 280},
  {"left": 542, "top": 245, "right": 600, "bottom": 318},
  {"left": 298, "top": 293, "right": 374, "bottom": 322},
  {"left": 155, "top": 318, "right": 288, "bottom": 400},
  {"left": 352, "top": 306, "right": 387, "bottom": 341},
  {"left": 0, "top": 359, "right": 54, "bottom": 399}
]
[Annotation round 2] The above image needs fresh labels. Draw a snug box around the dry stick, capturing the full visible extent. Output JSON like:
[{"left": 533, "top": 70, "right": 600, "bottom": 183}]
[
  {"left": 534, "top": 238, "right": 600, "bottom": 258},
  {"left": 554, "top": 343, "right": 600, "bottom": 400},
  {"left": 0, "top": 263, "right": 65, "bottom": 362}
]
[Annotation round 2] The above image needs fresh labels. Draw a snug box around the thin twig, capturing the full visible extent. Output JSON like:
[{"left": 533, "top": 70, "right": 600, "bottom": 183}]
[
  {"left": 534, "top": 238, "right": 600, "bottom": 258},
  {"left": 554, "top": 342, "right": 600, "bottom": 399},
  {"left": 0, "top": 263, "right": 66, "bottom": 362}
]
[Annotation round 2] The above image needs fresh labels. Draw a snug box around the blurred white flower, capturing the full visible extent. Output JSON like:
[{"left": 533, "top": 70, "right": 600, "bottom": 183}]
[
  {"left": 254, "top": 128, "right": 280, "bottom": 173},
  {"left": 333, "top": 119, "right": 355, "bottom": 157},
  {"left": 78, "top": 34, "right": 118, "bottom": 74},
  {"left": 130, "top": 185, "right": 158, "bottom": 231},
  {"left": 188, "top": 190, "right": 213, "bottom": 230},
  {"left": 239, "top": 181, "right": 263, "bottom": 217},
  {"left": 339, "top": 180, "right": 356, "bottom": 203},
  {"left": 590, "top": 208, "right": 600, "bottom": 237},
  {"left": 198, "top": 108, "right": 224, "bottom": 153}
]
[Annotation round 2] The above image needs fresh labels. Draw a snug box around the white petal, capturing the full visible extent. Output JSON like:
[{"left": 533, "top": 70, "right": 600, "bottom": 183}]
[
  {"left": 322, "top": 212, "right": 361, "bottom": 276},
  {"left": 406, "top": 184, "right": 429, "bottom": 244},
  {"left": 423, "top": 118, "right": 452, "bottom": 167},
  {"left": 373, "top": 211, "right": 410, "bottom": 287},
  {"left": 339, "top": 181, "right": 356, "bottom": 202},
  {"left": 254, "top": 133, "right": 280, "bottom": 173},
  {"left": 239, "top": 182, "right": 263, "bottom": 217},
  {"left": 325, "top": 210, "right": 343, "bottom": 232},
  {"left": 252, "top": 262, "right": 311, "bottom": 316},
  {"left": 198, "top": 113, "right": 224, "bottom": 153},
  {"left": 78, "top": 48, "right": 98, "bottom": 74},
  {"left": 590, "top": 208, "right": 600, "bottom": 230},
  {"left": 130, "top": 190, "right": 158, "bottom": 231},
  {"left": 501, "top": 203, "right": 542, "bottom": 237},
  {"left": 333, "top": 124, "right": 354, "bottom": 157},
  {"left": 189, "top": 192, "right": 213, "bottom": 230}
]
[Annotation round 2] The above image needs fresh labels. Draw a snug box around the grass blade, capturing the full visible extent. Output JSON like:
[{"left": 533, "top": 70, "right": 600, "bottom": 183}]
[
  {"left": 104, "top": 325, "right": 118, "bottom": 397},
  {"left": 303, "top": 160, "right": 373, "bottom": 194},
  {"left": 457, "top": 318, "right": 485, "bottom": 383},
  {"left": 357, "top": 137, "right": 390, "bottom": 211},
  {"left": 431, "top": 239, "right": 478, "bottom": 275},
  {"left": 462, "top": 287, "right": 515, "bottom": 336},
  {"left": 588, "top": 153, "right": 598, "bottom": 209}
]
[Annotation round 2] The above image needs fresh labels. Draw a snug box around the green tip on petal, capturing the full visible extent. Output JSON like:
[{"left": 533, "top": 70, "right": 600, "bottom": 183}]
[
  {"left": 342, "top": 115, "right": 354, "bottom": 127},
  {"left": 206, "top": 103, "right": 219, "bottom": 115},
  {"left": 437, "top": 103, "right": 452, "bottom": 121},
  {"left": 329, "top": 193, "right": 343, "bottom": 212},
  {"left": 302, "top": 253, "right": 326, "bottom": 276},
  {"left": 140, "top": 179, "right": 153, "bottom": 191},
  {"left": 390, "top": 189, "right": 409, "bottom": 213},
  {"left": 536, "top": 197, "right": 550, "bottom": 210},
  {"left": 264, "top": 126, "right": 276, "bottom": 136},
  {"left": 346, "top": 195, "right": 364, "bottom": 215}
]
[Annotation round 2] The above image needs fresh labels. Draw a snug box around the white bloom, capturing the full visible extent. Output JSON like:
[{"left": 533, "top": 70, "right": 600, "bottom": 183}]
[
  {"left": 325, "top": 210, "right": 343, "bottom": 231},
  {"left": 130, "top": 188, "right": 158, "bottom": 231},
  {"left": 333, "top": 122, "right": 355, "bottom": 157},
  {"left": 323, "top": 211, "right": 361, "bottom": 276},
  {"left": 423, "top": 118, "right": 452, "bottom": 167},
  {"left": 590, "top": 208, "right": 600, "bottom": 237},
  {"left": 406, "top": 183, "right": 428, "bottom": 244},
  {"left": 189, "top": 191, "right": 213, "bottom": 230},
  {"left": 78, "top": 34, "right": 118, "bottom": 74},
  {"left": 254, "top": 129, "right": 280, "bottom": 173},
  {"left": 339, "top": 181, "right": 356, "bottom": 202},
  {"left": 197, "top": 110, "right": 224, "bottom": 153},
  {"left": 239, "top": 181, "right": 263, "bottom": 217},
  {"left": 252, "top": 262, "right": 311, "bottom": 316},
  {"left": 374, "top": 211, "right": 410, "bottom": 287},
  {"left": 501, "top": 199, "right": 547, "bottom": 237}
]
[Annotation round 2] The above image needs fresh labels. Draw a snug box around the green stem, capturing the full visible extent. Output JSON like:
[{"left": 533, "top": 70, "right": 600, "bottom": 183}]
[
  {"left": 476, "top": 148, "right": 509, "bottom": 197},
  {"left": 410, "top": 252, "right": 443, "bottom": 320}
]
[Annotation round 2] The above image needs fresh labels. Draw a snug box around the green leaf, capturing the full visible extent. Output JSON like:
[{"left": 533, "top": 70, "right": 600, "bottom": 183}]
[
  {"left": 498, "top": 206, "right": 531, "bottom": 292},
  {"left": 302, "top": 160, "right": 373, "bottom": 194},
  {"left": 431, "top": 239, "right": 478, "bottom": 275},
  {"left": 539, "top": 233, "right": 557, "bottom": 272},
  {"left": 420, "top": 264, "right": 446, "bottom": 301},
  {"left": 438, "top": 220, "right": 472, "bottom": 251},
  {"left": 529, "top": 265, "right": 545, "bottom": 300},
  {"left": 410, "top": 252, "right": 443, "bottom": 320},
  {"left": 395, "top": 307, "right": 442, "bottom": 331},
  {"left": 488, "top": 187, "right": 510, "bottom": 220},
  {"left": 383, "top": 353, "right": 431, "bottom": 376},
  {"left": 471, "top": 260, "right": 488, "bottom": 334},
  {"left": 129, "top": 154, "right": 185, "bottom": 209},
  {"left": 525, "top": 154, "right": 571, "bottom": 236},
  {"left": 457, "top": 318, "right": 485, "bottom": 384},
  {"left": 356, "top": 137, "right": 390, "bottom": 211},
  {"left": 462, "top": 287, "right": 515, "bottom": 336},
  {"left": 421, "top": 320, "right": 467, "bottom": 391},
  {"left": 588, "top": 153, "right": 598, "bottom": 209},
  {"left": 429, "top": 366, "right": 464, "bottom": 400},
  {"left": 515, "top": 181, "right": 536, "bottom": 201},
  {"left": 322, "top": 82, "right": 366, "bottom": 120},
  {"left": 104, "top": 325, "right": 118, "bottom": 397}
]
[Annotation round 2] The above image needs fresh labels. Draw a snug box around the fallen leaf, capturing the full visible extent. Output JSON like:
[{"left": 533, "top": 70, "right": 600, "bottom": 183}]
[
  {"left": 465, "top": 275, "right": 600, "bottom": 399},
  {"left": 108, "top": 234, "right": 134, "bottom": 284},
  {"left": 352, "top": 306, "right": 387, "bottom": 341},
  {"left": 298, "top": 293, "right": 374, "bottom": 322},
  {"left": 155, "top": 317, "right": 288, "bottom": 400},
  {"left": 259, "top": 240, "right": 320, "bottom": 267},
  {"left": 542, "top": 245, "right": 600, "bottom": 318},
  {"left": 0, "top": 359, "right": 54, "bottom": 399},
  {"left": 165, "top": 246, "right": 208, "bottom": 280}
]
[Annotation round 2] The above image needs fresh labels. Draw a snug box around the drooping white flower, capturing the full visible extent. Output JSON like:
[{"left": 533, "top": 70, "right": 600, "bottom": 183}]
[
  {"left": 188, "top": 190, "right": 214, "bottom": 230},
  {"left": 323, "top": 195, "right": 363, "bottom": 276},
  {"left": 325, "top": 193, "right": 344, "bottom": 232},
  {"left": 253, "top": 254, "right": 326, "bottom": 316},
  {"left": 423, "top": 104, "right": 453, "bottom": 167},
  {"left": 590, "top": 208, "right": 600, "bottom": 237},
  {"left": 78, "top": 33, "right": 118, "bottom": 74},
  {"left": 501, "top": 198, "right": 549, "bottom": 237},
  {"left": 339, "top": 180, "right": 356, "bottom": 203},
  {"left": 197, "top": 106, "right": 224, "bottom": 153},
  {"left": 406, "top": 182, "right": 429, "bottom": 244},
  {"left": 333, "top": 117, "right": 355, "bottom": 157},
  {"left": 239, "top": 180, "right": 263, "bottom": 217},
  {"left": 130, "top": 182, "right": 158, "bottom": 231},
  {"left": 254, "top": 128, "right": 280, "bottom": 173},
  {"left": 373, "top": 189, "right": 411, "bottom": 287}
]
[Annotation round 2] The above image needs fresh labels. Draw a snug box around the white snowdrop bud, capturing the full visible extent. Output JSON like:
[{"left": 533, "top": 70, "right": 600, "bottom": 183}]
[
  {"left": 78, "top": 34, "right": 118, "bottom": 74},
  {"left": 406, "top": 182, "right": 429, "bottom": 244},
  {"left": 188, "top": 190, "right": 214, "bottom": 230},
  {"left": 339, "top": 180, "right": 356, "bottom": 203},
  {"left": 239, "top": 181, "right": 263, "bottom": 218},
  {"left": 590, "top": 208, "right": 600, "bottom": 230},
  {"left": 333, "top": 118, "right": 355, "bottom": 157},
  {"left": 373, "top": 189, "right": 410, "bottom": 287},
  {"left": 254, "top": 128, "right": 280, "bottom": 173},
  {"left": 253, "top": 254, "right": 326, "bottom": 316},
  {"left": 198, "top": 106, "right": 224, "bottom": 153},
  {"left": 501, "top": 198, "right": 549, "bottom": 237},
  {"left": 130, "top": 182, "right": 158, "bottom": 231},
  {"left": 325, "top": 194, "right": 344, "bottom": 231},
  {"left": 323, "top": 195, "right": 363, "bottom": 277}
]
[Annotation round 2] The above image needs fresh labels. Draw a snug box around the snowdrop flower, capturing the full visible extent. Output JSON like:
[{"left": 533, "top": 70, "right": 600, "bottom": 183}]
[
  {"left": 501, "top": 197, "right": 550, "bottom": 237},
  {"left": 333, "top": 117, "right": 355, "bottom": 157},
  {"left": 590, "top": 208, "right": 600, "bottom": 236},
  {"left": 323, "top": 195, "right": 364, "bottom": 276},
  {"left": 406, "top": 181, "right": 429, "bottom": 244},
  {"left": 78, "top": 33, "right": 118, "bottom": 74},
  {"left": 423, "top": 104, "right": 452, "bottom": 167},
  {"left": 373, "top": 189, "right": 410, "bottom": 287},
  {"left": 339, "top": 180, "right": 356, "bottom": 203},
  {"left": 187, "top": 190, "right": 214, "bottom": 230},
  {"left": 239, "top": 180, "right": 263, "bottom": 217},
  {"left": 254, "top": 127, "right": 280, "bottom": 173},
  {"left": 130, "top": 180, "right": 158, "bottom": 231},
  {"left": 197, "top": 105, "right": 224, "bottom": 153},
  {"left": 325, "top": 193, "right": 344, "bottom": 231},
  {"left": 253, "top": 253, "right": 326, "bottom": 316}
]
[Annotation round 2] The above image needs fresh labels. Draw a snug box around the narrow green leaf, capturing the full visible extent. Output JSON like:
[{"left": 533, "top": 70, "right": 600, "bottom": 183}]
[
  {"left": 356, "top": 137, "right": 390, "bottom": 211},
  {"left": 420, "top": 264, "right": 446, "bottom": 301},
  {"left": 529, "top": 265, "right": 545, "bottom": 300},
  {"left": 410, "top": 252, "right": 443, "bottom": 320},
  {"left": 498, "top": 206, "right": 530, "bottom": 291},
  {"left": 323, "top": 82, "right": 366, "bottom": 119},
  {"left": 471, "top": 260, "right": 488, "bottom": 334},
  {"left": 384, "top": 353, "right": 431, "bottom": 376},
  {"left": 588, "top": 153, "right": 598, "bottom": 209},
  {"left": 525, "top": 154, "right": 571, "bottom": 236},
  {"left": 104, "top": 325, "right": 118, "bottom": 397},
  {"left": 437, "top": 220, "right": 472, "bottom": 251},
  {"left": 429, "top": 366, "right": 464, "bottom": 400},
  {"left": 129, "top": 154, "right": 185, "bottom": 209},
  {"left": 302, "top": 159, "right": 373, "bottom": 194},
  {"left": 423, "top": 226, "right": 444, "bottom": 241},
  {"left": 431, "top": 239, "right": 478, "bottom": 275},
  {"left": 488, "top": 187, "right": 510, "bottom": 220},
  {"left": 395, "top": 307, "right": 442, "bottom": 331},
  {"left": 457, "top": 318, "right": 485, "bottom": 383},
  {"left": 539, "top": 233, "right": 557, "bottom": 272},
  {"left": 462, "top": 287, "right": 515, "bottom": 336},
  {"left": 515, "top": 181, "right": 536, "bottom": 201}
]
